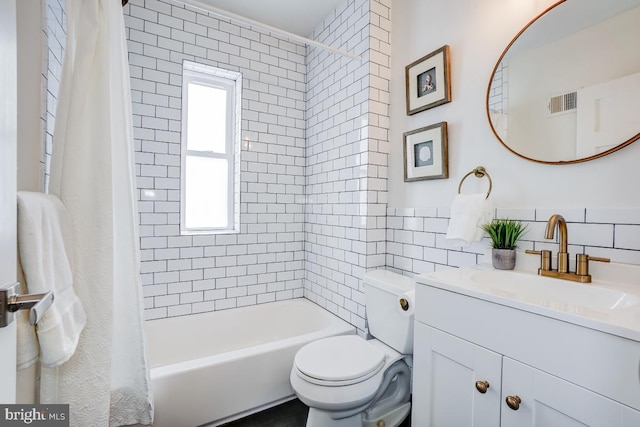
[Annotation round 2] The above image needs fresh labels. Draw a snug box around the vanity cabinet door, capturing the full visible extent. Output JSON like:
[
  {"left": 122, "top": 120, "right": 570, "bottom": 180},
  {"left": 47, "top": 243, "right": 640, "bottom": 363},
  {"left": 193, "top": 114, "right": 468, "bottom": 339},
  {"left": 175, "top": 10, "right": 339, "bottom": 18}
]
[
  {"left": 621, "top": 405, "right": 640, "bottom": 426},
  {"left": 501, "top": 358, "right": 625, "bottom": 427},
  {"left": 413, "top": 323, "right": 502, "bottom": 427}
]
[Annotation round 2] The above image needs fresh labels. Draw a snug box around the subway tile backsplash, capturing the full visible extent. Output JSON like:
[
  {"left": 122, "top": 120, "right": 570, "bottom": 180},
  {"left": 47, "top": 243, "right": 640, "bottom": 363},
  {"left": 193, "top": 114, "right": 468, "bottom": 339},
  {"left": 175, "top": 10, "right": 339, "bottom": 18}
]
[{"left": 386, "top": 207, "right": 640, "bottom": 277}]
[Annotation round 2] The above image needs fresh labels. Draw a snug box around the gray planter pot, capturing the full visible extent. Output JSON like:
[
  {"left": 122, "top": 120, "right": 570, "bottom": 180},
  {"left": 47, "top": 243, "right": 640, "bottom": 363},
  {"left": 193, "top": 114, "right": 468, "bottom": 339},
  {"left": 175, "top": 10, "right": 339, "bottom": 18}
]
[{"left": 492, "top": 248, "right": 516, "bottom": 270}]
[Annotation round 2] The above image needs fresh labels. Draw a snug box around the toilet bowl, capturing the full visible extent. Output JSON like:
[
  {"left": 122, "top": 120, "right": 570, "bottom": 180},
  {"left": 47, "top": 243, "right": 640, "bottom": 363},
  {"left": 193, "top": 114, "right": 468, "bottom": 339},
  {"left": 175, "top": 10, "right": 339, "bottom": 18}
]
[{"left": 290, "top": 270, "right": 415, "bottom": 427}]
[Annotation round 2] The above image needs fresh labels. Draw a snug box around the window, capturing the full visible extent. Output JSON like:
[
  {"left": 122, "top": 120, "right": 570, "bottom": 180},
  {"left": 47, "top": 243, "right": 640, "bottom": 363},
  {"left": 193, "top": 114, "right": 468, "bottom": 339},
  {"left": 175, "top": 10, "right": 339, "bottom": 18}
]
[{"left": 181, "top": 62, "right": 241, "bottom": 234}]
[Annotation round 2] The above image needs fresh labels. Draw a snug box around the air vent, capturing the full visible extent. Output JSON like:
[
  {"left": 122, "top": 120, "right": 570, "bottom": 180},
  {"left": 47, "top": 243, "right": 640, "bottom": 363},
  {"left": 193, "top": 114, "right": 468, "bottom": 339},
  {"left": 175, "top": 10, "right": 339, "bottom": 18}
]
[{"left": 548, "top": 92, "right": 577, "bottom": 115}]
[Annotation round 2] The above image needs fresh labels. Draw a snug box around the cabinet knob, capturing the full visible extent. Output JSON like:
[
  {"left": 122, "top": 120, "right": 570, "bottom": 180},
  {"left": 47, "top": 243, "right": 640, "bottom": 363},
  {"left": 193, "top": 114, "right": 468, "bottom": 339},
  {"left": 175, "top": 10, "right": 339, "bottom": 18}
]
[
  {"left": 475, "top": 380, "right": 490, "bottom": 394},
  {"left": 506, "top": 395, "right": 521, "bottom": 410}
]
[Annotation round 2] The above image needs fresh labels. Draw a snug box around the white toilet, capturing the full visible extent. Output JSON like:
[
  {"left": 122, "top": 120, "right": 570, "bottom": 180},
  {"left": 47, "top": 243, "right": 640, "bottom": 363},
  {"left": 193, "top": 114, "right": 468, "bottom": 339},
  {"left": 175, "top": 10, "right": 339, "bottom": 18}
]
[{"left": 290, "top": 269, "right": 415, "bottom": 427}]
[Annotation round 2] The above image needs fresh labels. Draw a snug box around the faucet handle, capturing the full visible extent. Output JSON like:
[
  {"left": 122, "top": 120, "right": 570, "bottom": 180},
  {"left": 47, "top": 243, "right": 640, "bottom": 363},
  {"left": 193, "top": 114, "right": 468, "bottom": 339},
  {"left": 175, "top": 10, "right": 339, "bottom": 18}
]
[
  {"left": 587, "top": 256, "right": 610, "bottom": 263},
  {"left": 525, "top": 249, "right": 552, "bottom": 271},
  {"left": 576, "top": 254, "right": 610, "bottom": 277}
]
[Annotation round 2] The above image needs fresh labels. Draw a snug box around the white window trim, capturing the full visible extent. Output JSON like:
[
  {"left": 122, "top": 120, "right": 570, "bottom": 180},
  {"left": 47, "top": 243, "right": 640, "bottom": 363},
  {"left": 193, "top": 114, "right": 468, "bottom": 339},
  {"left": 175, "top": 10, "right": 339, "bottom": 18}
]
[{"left": 180, "top": 61, "right": 242, "bottom": 235}]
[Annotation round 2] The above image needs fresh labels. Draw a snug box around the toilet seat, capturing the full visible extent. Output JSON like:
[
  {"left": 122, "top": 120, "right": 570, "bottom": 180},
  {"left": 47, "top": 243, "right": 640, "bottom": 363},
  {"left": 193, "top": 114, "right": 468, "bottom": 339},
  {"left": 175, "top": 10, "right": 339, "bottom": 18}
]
[{"left": 294, "top": 336, "right": 386, "bottom": 386}]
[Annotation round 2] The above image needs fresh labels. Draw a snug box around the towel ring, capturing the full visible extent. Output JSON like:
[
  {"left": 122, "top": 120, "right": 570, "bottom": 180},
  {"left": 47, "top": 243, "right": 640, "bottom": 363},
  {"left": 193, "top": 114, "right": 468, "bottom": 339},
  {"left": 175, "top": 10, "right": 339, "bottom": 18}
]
[{"left": 458, "top": 166, "right": 492, "bottom": 199}]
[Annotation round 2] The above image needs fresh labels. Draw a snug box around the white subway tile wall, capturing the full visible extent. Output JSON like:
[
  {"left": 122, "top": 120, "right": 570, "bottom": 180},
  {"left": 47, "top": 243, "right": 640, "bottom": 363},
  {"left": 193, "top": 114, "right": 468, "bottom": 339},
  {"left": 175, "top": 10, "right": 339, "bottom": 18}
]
[
  {"left": 119, "top": 0, "right": 639, "bottom": 325},
  {"left": 124, "top": 0, "right": 307, "bottom": 320},
  {"left": 303, "top": 0, "right": 391, "bottom": 331},
  {"left": 487, "top": 61, "right": 507, "bottom": 114},
  {"left": 386, "top": 207, "right": 640, "bottom": 277},
  {"left": 44, "top": 0, "right": 66, "bottom": 190}
]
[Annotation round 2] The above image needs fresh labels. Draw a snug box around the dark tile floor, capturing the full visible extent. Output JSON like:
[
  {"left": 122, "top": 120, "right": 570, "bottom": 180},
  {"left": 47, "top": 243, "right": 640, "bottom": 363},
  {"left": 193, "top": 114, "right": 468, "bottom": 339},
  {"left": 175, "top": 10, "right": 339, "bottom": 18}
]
[
  {"left": 220, "top": 399, "right": 308, "bottom": 427},
  {"left": 220, "top": 398, "right": 412, "bottom": 427}
]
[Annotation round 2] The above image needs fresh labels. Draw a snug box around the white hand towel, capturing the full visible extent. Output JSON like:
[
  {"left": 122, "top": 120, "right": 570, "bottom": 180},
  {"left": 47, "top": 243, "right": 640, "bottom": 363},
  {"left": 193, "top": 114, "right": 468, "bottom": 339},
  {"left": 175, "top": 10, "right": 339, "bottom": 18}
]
[
  {"left": 446, "top": 193, "right": 493, "bottom": 247},
  {"left": 17, "top": 191, "right": 87, "bottom": 367}
]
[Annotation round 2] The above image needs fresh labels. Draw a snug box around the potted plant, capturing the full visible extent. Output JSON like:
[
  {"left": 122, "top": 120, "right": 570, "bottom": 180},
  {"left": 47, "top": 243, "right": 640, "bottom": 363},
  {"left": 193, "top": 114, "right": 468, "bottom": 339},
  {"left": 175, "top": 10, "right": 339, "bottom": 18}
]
[{"left": 481, "top": 218, "right": 528, "bottom": 270}]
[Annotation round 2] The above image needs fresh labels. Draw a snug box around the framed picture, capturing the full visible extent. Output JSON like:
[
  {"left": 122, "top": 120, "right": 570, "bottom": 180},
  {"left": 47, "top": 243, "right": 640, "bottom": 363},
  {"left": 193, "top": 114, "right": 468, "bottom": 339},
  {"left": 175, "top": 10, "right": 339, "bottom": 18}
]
[
  {"left": 403, "top": 122, "right": 448, "bottom": 182},
  {"left": 405, "top": 45, "right": 451, "bottom": 115}
]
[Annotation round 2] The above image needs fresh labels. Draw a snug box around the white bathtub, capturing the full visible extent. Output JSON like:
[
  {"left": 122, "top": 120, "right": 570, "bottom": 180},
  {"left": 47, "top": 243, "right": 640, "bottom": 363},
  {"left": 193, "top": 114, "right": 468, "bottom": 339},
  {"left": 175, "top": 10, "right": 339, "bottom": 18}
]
[{"left": 144, "top": 298, "right": 356, "bottom": 427}]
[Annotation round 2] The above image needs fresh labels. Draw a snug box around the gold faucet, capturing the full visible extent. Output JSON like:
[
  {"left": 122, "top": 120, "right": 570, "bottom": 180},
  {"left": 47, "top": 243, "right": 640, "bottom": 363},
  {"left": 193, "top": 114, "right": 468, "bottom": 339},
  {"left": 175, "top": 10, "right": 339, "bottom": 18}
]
[
  {"left": 545, "top": 214, "right": 569, "bottom": 273},
  {"left": 526, "top": 214, "right": 610, "bottom": 283}
]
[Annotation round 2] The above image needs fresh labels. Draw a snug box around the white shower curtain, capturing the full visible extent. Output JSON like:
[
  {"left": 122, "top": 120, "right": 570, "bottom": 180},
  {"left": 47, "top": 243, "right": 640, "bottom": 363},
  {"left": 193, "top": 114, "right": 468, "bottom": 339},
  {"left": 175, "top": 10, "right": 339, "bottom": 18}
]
[{"left": 46, "top": 0, "right": 153, "bottom": 425}]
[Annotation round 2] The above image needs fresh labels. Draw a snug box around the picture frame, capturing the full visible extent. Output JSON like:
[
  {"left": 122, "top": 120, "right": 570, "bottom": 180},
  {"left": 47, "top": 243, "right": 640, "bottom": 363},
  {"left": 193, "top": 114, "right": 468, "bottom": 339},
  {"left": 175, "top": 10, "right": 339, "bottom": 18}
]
[
  {"left": 403, "top": 122, "right": 448, "bottom": 182},
  {"left": 405, "top": 45, "right": 451, "bottom": 115}
]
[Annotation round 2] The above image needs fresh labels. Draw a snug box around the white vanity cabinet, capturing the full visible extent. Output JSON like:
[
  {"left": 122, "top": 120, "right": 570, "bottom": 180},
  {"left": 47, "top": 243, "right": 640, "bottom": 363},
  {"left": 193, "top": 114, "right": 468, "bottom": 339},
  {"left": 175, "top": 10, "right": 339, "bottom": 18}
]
[
  {"left": 501, "top": 357, "right": 640, "bottom": 427},
  {"left": 413, "top": 278, "right": 640, "bottom": 427},
  {"left": 413, "top": 322, "right": 502, "bottom": 427}
]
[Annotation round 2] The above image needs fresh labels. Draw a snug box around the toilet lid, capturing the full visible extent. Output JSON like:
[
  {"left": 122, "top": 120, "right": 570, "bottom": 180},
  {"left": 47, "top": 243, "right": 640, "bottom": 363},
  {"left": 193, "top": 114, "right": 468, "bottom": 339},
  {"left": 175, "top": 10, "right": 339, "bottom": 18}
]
[{"left": 294, "top": 336, "right": 386, "bottom": 383}]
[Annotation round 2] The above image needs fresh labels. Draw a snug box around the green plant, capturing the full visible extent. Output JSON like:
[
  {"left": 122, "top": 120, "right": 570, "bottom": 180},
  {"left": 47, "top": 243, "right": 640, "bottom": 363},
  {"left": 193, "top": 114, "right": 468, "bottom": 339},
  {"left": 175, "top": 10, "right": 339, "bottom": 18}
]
[{"left": 481, "top": 218, "right": 528, "bottom": 250}]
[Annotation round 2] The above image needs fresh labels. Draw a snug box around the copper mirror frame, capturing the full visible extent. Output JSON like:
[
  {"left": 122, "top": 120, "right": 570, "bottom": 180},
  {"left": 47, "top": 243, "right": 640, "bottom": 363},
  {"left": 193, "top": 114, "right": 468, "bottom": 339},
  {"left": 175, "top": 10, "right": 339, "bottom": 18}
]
[{"left": 485, "top": 0, "right": 640, "bottom": 165}]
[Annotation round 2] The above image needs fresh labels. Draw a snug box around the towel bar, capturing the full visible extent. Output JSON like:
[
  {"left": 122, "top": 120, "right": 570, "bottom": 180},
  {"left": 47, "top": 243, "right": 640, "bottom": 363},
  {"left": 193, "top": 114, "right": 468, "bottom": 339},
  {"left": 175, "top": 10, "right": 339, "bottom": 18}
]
[{"left": 458, "top": 166, "right": 492, "bottom": 199}]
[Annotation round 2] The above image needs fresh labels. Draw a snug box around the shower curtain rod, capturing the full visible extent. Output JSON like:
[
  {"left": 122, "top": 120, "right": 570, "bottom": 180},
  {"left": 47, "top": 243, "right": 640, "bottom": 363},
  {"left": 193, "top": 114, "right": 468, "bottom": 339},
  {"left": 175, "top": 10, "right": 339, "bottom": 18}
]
[{"left": 165, "top": 0, "right": 362, "bottom": 61}]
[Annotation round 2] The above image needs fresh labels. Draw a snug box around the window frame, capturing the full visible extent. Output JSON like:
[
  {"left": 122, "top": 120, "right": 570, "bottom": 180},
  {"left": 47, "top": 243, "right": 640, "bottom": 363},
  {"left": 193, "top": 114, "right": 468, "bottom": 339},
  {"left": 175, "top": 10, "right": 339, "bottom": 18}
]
[{"left": 180, "top": 61, "right": 242, "bottom": 235}]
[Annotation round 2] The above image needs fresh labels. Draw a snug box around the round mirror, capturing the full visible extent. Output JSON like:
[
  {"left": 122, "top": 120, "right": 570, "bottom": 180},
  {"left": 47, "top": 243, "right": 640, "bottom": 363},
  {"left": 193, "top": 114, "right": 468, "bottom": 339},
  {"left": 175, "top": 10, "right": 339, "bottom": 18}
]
[{"left": 486, "top": 0, "right": 640, "bottom": 164}]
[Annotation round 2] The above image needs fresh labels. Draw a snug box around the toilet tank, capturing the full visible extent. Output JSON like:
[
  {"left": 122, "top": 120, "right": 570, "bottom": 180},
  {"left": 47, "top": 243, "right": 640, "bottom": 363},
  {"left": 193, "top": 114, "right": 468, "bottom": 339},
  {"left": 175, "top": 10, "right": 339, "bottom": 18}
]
[{"left": 363, "top": 269, "right": 415, "bottom": 354}]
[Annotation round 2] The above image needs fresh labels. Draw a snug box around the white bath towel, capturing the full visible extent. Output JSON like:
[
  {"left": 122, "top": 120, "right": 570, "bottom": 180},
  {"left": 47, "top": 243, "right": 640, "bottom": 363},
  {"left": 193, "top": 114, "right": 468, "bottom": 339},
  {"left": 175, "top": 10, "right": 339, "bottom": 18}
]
[
  {"left": 17, "top": 191, "right": 87, "bottom": 367},
  {"left": 445, "top": 193, "right": 493, "bottom": 247}
]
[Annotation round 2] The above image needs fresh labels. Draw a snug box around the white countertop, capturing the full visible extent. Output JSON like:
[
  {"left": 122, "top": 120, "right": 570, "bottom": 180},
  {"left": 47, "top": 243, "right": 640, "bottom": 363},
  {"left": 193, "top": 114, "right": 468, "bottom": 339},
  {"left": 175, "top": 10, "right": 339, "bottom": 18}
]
[{"left": 415, "top": 262, "right": 640, "bottom": 342}]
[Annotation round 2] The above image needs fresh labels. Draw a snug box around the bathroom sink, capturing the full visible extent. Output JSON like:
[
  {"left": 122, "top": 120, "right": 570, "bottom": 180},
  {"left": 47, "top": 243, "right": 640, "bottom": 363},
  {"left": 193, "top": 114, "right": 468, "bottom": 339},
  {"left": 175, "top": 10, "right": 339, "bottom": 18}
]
[
  {"left": 469, "top": 269, "right": 640, "bottom": 313},
  {"left": 415, "top": 263, "right": 640, "bottom": 341}
]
